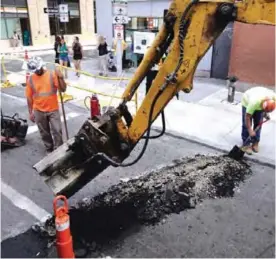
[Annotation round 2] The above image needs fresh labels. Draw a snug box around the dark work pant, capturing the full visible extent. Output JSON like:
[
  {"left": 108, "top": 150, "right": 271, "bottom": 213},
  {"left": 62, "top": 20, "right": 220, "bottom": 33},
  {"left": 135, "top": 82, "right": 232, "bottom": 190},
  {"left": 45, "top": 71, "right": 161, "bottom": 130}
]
[
  {"left": 34, "top": 110, "right": 63, "bottom": 152},
  {"left": 241, "top": 106, "right": 263, "bottom": 145}
]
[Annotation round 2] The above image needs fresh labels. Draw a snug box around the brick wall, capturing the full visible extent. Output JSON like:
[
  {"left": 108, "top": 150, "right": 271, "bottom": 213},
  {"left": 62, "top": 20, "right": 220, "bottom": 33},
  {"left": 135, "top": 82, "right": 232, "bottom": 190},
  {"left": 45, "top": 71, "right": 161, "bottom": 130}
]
[{"left": 229, "top": 22, "right": 275, "bottom": 86}]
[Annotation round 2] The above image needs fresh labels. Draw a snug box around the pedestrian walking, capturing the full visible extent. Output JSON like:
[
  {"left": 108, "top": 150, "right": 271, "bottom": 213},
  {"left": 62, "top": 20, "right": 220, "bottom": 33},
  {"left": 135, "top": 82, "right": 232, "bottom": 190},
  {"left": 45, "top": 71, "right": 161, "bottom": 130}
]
[
  {"left": 72, "top": 36, "right": 83, "bottom": 77},
  {"left": 58, "top": 37, "right": 69, "bottom": 78},
  {"left": 97, "top": 36, "right": 108, "bottom": 76},
  {"left": 54, "top": 35, "right": 61, "bottom": 64},
  {"left": 25, "top": 56, "right": 67, "bottom": 154},
  {"left": 241, "top": 86, "right": 276, "bottom": 154}
]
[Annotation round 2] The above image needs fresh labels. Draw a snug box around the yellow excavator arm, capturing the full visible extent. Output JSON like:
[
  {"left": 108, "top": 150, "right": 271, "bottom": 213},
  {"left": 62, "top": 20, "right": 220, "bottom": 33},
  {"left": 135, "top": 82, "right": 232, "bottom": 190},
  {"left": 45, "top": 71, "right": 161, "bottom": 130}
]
[{"left": 34, "top": 0, "right": 275, "bottom": 197}]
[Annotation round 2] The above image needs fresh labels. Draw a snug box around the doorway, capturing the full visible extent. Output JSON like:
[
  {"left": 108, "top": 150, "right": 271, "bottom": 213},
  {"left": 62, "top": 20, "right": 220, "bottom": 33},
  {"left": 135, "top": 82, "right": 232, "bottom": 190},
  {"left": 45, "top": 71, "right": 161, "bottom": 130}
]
[{"left": 20, "top": 18, "right": 32, "bottom": 46}]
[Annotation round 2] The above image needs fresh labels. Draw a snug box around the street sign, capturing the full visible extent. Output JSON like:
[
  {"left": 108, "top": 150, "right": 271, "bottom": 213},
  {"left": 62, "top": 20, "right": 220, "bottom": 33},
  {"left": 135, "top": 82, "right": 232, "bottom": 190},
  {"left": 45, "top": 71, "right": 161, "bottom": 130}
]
[
  {"left": 59, "top": 4, "right": 68, "bottom": 14},
  {"left": 121, "top": 15, "right": 128, "bottom": 24},
  {"left": 113, "top": 16, "right": 121, "bottom": 24},
  {"left": 44, "top": 7, "right": 58, "bottom": 14},
  {"left": 60, "top": 13, "right": 69, "bottom": 22},
  {"left": 59, "top": 4, "right": 69, "bottom": 23},
  {"left": 113, "top": 2, "right": 127, "bottom": 16},
  {"left": 112, "top": 0, "right": 128, "bottom": 24},
  {"left": 113, "top": 15, "right": 129, "bottom": 24},
  {"left": 114, "top": 24, "right": 124, "bottom": 40}
]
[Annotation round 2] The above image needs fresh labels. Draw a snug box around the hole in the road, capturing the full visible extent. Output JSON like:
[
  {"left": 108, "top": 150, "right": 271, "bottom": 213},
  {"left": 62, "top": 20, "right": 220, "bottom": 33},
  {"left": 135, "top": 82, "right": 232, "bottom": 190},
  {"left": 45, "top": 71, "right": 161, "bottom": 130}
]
[{"left": 35, "top": 154, "right": 252, "bottom": 257}]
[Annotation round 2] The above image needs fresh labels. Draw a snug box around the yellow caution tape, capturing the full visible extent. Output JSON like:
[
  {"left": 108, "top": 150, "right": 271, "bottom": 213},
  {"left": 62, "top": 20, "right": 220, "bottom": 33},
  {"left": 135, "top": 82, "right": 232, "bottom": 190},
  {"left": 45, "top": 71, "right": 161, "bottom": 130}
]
[
  {"left": 1, "top": 56, "right": 138, "bottom": 111},
  {"left": 1, "top": 57, "right": 15, "bottom": 88},
  {"left": 2, "top": 56, "right": 131, "bottom": 81},
  {"left": 48, "top": 62, "right": 130, "bottom": 81}
]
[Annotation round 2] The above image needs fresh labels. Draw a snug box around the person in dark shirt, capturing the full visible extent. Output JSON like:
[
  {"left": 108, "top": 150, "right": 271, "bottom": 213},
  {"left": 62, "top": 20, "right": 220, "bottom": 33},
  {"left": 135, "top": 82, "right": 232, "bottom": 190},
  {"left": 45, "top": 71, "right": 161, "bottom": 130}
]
[
  {"left": 98, "top": 36, "right": 108, "bottom": 76},
  {"left": 72, "top": 36, "right": 83, "bottom": 77},
  {"left": 54, "top": 36, "right": 61, "bottom": 64}
]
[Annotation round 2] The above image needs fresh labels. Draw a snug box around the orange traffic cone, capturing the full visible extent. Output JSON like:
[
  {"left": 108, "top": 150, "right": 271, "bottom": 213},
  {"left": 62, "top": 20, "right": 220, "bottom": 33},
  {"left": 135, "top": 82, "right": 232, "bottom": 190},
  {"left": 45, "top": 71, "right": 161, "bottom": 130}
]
[
  {"left": 22, "top": 50, "right": 29, "bottom": 87},
  {"left": 53, "top": 195, "right": 75, "bottom": 258}
]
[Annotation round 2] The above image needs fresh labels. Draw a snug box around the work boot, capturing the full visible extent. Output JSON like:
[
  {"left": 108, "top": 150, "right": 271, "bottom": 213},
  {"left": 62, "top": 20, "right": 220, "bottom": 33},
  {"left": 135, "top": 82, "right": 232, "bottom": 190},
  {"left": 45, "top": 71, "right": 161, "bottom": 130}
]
[
  {"left": 241, "top": 146, "right": 253, "bottom": 155},
  {"left": 252, "top": 142, "right": 259, "bottom": 153}
]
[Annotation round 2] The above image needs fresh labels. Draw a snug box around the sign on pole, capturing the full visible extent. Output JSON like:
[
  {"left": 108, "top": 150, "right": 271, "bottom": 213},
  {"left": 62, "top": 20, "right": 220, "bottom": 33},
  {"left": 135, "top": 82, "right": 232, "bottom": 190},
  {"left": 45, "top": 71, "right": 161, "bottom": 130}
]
[
  {"left": 112, "top": 15, "right": 128, "bottom": 24},
  {"left": 113, "top": 2, "right": 127, "bottom": 16},
  {"left": 112, "top": 0, "right": 128, "bottom": 25},
  {"left": 44, "top": 7, "right": 59, "bottom": 14},
  {"left": 114, "top": 24, "right": 124, "bottom": 40},
  {"left": 59, "top": 4, "right": 68, "bottom": 14},
  {"left": 59, "top": 4, "right": 69, "bottom": 23}
]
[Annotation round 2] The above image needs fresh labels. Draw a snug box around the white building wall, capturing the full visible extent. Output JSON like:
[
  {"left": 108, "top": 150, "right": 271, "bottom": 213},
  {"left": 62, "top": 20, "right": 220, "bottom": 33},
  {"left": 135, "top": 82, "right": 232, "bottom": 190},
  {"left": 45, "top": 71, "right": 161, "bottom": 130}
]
[{"left": 95, "top": 0, "right": 113, "bottom": 45}]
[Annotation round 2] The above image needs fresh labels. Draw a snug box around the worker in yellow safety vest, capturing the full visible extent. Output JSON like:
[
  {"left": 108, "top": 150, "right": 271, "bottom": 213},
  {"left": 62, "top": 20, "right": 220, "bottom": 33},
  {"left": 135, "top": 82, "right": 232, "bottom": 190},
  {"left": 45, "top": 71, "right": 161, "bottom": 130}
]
[{"left": 112, "top": 38, "right": 128, "bottom": 54}]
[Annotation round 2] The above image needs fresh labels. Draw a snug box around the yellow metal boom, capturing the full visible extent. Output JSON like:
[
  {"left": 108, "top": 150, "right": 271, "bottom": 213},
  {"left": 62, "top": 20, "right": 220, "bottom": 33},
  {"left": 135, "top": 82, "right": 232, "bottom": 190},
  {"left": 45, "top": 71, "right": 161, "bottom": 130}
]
[{"left": 34, "top": 0, "right": 275, "bottom": 197}]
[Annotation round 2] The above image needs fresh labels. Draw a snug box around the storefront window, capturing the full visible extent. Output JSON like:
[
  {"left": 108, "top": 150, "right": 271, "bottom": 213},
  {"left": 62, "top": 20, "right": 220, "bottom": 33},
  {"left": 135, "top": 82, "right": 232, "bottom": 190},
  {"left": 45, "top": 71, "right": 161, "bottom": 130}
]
[
  {"left": 1, "top": 19, "right": 8, "bottom": 39},
  {"left": 126, "top": 17, "right": 163, "bottom": 32},
  {"left": 1, "top": 0, "right": 15, "bottom": 6},
  {"left": 0, "top": 0, "right": 31, "bottom": 45},
  {"left": 125, "top": 16, "right": 164, "bottom": 67},
  {"left": 5, "top": 18, "right": 20, "bottom": 38},
  {"left": 14, "top": 0, "right": 27, "bottom": 7},
  {"left": 47, "top": 0, "right": 81, "bottom": 35}
]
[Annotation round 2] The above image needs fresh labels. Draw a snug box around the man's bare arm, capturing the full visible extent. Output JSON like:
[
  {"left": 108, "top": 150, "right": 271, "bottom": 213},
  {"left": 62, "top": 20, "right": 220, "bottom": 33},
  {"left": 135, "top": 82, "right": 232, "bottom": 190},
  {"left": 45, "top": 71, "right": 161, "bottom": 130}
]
[
  {"left": 27, "top": 98, "right": 33, "bottom": 114},
  {"left": 55, "top": 68, "right": 67, "bottom": 92},
  {"left": 245, "top": 113, "right": 255, "bottom": 136}
]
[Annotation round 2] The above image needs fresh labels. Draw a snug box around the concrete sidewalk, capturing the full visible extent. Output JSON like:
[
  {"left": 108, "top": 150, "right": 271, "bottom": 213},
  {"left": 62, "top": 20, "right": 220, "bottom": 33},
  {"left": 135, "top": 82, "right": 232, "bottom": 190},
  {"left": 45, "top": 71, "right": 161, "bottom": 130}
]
[{"left": 152, "top": 82, "right": 276, "bottom": 164}]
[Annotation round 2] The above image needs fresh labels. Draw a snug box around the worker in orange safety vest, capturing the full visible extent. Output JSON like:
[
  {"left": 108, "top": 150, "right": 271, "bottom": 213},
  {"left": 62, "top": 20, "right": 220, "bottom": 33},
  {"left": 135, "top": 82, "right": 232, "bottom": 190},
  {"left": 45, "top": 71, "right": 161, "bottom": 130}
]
[{"left": 25, "top": 56, "right": 67, "bottom": 154}]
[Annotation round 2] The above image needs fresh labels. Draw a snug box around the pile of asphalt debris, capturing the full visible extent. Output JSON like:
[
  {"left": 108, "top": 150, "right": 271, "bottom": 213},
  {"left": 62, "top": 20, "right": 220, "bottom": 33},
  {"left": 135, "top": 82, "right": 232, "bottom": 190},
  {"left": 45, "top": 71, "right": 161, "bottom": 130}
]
[{"left": 33, "top": 154, "right": 252, "bottom": 257}]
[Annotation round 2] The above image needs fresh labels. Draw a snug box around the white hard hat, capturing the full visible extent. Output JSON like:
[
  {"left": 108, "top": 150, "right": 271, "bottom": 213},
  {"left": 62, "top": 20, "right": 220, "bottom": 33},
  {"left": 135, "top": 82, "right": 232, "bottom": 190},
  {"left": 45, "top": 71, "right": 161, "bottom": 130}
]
[{"left": 27, "top": 56, "right": 45, "bottom": 73}]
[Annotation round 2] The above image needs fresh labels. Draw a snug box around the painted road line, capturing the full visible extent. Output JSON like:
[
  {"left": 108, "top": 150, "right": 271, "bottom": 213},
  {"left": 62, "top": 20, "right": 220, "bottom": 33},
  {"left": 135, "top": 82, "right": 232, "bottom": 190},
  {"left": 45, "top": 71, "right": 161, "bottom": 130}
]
[
  {"left": 27, "top": 112, "right": 80, "bottom": 135},
  {"left": 1, "top": 92, "right": 26, "bottom": 102},
  {"left": 1, "top": 180, "right": 51, "bottom": 223}
]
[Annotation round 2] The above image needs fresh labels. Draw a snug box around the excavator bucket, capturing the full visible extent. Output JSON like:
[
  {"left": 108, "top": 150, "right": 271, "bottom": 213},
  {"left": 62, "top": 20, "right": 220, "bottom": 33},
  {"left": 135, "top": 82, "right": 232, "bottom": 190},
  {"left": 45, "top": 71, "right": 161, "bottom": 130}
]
[
  {"left": 33, "top": 137, "right": 111, "bottom": 198},
  {"left": 33, "top": 110, "right": 130, "bottom": 198}
]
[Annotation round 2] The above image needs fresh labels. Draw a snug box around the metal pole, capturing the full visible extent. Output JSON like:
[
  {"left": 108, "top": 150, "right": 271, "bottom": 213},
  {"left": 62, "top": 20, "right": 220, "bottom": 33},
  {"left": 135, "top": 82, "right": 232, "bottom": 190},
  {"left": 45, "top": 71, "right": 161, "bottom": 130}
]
[
  {"left": 116, "top": 39, "right": 123, "bottom": 76},
  {"left": 58, "top": 90, "right": 69, "bottom": 140},
  {"left": 227, "top": 75, "right": 238, "bottom": 103}
]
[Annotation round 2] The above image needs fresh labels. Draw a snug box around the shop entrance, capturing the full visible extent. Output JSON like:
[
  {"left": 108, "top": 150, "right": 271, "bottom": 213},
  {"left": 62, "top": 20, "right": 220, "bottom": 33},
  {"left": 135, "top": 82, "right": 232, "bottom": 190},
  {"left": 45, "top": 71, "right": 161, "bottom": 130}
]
[{"left": 19, "top": 18, "right": 32, "bottom": 46}]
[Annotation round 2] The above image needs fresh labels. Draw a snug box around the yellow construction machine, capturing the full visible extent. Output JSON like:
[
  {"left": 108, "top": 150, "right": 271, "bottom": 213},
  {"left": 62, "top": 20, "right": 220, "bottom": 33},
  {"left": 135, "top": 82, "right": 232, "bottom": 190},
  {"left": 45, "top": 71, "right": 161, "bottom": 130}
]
[{"left": 33, "top": 0, "right": 275, "bottom": 197}]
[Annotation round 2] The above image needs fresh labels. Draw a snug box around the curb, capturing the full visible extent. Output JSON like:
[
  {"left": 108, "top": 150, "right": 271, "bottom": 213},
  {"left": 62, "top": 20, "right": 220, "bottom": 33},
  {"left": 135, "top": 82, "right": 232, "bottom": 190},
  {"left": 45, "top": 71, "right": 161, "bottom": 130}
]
[{"left": 152, "top": 127, "right": 275, "bottom": 168}]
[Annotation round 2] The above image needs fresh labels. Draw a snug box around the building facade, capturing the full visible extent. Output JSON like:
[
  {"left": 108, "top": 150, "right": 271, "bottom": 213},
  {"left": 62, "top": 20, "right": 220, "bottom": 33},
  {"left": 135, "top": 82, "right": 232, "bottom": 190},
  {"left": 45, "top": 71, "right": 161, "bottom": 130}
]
[
  {"left": 0, "top": 0, "right": 96, "bottom": 49},
  {"left": 95, "top": 0, "right": 213, "bottom": 74},
  {"left": 228, "top": 22, "right": 275, "bottom": 86}
]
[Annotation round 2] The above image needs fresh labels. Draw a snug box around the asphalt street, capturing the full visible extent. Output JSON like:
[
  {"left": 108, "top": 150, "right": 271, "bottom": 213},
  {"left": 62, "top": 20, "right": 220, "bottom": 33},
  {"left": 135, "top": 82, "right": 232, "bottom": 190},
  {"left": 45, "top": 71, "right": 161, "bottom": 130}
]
[{"left": 1, "top": 82, "right": 275, "bottom": 258}]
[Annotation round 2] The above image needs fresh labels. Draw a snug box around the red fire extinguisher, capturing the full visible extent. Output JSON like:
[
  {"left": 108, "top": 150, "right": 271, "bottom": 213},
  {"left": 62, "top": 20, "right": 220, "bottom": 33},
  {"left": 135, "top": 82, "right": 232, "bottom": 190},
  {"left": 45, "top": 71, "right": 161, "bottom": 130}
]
[{"left": 90, "top": 94, "right": 101, "bottom": 118}]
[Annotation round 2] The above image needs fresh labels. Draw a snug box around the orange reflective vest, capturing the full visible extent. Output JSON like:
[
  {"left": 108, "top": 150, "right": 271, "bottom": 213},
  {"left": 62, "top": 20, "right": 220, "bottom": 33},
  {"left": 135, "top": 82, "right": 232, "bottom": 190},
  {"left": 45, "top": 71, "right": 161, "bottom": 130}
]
[{"left": 26, "top": 70, "right": 59, "bottom": 112}]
